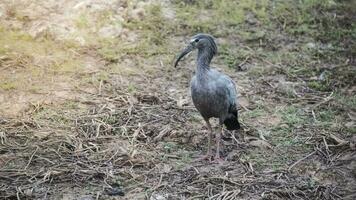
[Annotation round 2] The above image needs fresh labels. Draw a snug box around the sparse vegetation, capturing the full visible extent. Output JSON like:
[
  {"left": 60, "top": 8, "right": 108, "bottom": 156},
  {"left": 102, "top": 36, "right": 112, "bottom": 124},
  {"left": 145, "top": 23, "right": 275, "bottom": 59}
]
[
  {"left": 0, "top": 81, "right": 17, "bottom": 90},
  {"left": 0, "top": 0, "right": 355, "bottom": 199}
]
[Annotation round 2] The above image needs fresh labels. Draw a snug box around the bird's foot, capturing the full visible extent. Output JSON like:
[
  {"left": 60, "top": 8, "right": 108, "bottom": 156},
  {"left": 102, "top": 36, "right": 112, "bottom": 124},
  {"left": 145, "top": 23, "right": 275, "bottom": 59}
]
[
  {"left": 193, "top": 154, "right": 224, "bottom": 163},
  {"left": 212, "top": 155, "right": 225, "bottom": 164},
  {"left": 193, "top": 153, "right": 214, "bottom": 162}
]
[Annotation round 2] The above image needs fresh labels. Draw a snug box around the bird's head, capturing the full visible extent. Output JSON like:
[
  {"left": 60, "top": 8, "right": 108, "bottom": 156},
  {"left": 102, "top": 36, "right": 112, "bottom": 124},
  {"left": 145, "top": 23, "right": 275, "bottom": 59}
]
[{"left": 174, "top": 33, "right": 217, "bottom": 68}]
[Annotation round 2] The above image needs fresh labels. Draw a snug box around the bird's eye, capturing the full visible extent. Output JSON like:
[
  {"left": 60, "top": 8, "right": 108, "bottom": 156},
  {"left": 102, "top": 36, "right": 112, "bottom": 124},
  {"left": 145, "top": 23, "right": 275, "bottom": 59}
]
[{"left": 194, "top": 38, "right": 199, "bottom": 43}]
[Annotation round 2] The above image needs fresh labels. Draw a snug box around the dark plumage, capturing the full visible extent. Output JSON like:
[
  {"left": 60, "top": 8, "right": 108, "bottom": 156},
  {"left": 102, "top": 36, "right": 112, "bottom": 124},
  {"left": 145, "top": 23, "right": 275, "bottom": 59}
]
[
  {"left": 224, "top": 106, "right": 240, "bottom": 130},
  {"left": 175, "top": 33, "right": 240, "bottom": 161}
]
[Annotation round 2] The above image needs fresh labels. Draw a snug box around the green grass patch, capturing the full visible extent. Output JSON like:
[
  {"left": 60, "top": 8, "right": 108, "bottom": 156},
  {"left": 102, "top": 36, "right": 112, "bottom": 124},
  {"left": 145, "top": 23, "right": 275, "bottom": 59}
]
[
  {"left": 219, "top": 43, "right": 255, "bottom": 69},
  {"left": 98, "top": 3, "right": 175, "bottom": 63},
  {"left": 243, "top": 106, "right": 267, "bottom": 119},
  {"left": 173, "top": 0, "right": 269, "bottom": 34},
  {"left": 272, "top": 0, "right": 355, "bottom": 58},
  {"left": 0, "top": 81, "right": 17, "bottom": 90},
  {"left": 308, "top": 80, "right": 330, "bottom": 91},
  {"left": 124, "top": 4, "right": 172, "bottom": 51},
  {"left": 333, "top": 93, "right": 356, "bottom": 109},
  {"left": 279, "top": 105, "right": 307, "bottom": 127},
  {"left": 75, "top": 13, "right": 90, "bottom": 29},
  {"left": 32, "top": 101, "right": 84, "bottom": 128},
  {"left": 0, "top": 26, "right": 83, "bottom": 73}
]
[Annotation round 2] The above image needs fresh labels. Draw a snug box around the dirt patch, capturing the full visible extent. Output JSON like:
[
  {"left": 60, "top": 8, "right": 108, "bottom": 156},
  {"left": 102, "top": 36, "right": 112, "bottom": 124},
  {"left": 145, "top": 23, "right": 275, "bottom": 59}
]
[
  {"left": 0, "top": 0, "right": 152, "bottom": 117},
  {"left": 1, "top": 76, "right": 355, "bottom": 199}
]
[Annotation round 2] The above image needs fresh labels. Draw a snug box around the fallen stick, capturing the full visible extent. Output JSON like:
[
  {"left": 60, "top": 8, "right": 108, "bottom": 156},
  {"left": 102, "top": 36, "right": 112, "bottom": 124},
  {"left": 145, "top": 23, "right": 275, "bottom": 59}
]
[{"left": 288, "top": 151, "right": 316, "bottom": 172}]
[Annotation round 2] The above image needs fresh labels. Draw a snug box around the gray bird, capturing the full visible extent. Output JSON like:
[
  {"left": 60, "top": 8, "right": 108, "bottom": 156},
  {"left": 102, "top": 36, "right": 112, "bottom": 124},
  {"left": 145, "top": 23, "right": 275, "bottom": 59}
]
[{"left": 174, "top": 33, "right": 240, "bottom": 161}]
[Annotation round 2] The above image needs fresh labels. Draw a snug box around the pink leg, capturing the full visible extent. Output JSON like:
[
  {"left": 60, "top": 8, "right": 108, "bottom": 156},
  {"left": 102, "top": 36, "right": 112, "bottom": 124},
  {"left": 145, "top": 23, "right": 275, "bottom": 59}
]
[
  {"left": 206, "top": 120, "right": 213, "bottom": 158},
  {"left": 194, "top": 119, "right": 213, "bottom": 162},
  {"left": 214, "top": 126, "right": 224, "bottom": 162}
]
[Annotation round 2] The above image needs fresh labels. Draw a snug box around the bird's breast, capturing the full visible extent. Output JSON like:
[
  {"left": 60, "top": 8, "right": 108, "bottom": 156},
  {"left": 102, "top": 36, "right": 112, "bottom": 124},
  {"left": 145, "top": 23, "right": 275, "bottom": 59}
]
[{"left": 190, "top": 83, "right": 227, "bottom": 119}]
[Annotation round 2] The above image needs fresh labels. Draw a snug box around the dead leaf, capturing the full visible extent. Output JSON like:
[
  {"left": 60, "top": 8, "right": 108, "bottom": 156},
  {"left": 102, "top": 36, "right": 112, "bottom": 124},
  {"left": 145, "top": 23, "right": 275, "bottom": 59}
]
[
  {"left": 132, "top": 125, "right": 141, "bottom": 140},
  {"left": 162, "top": 164, "right": 172, "bottom": 173},
  {"left": 345, "top": 121, "right": 355, "bottom": 128},
  {"left": 266, "top": 116, "right": 281, "bottom": 126},
  {"left": 280, "top": 124, "right": 289, "bottom": 129},
  {"left": 348, "top": 111, "right": 356, "bottom": 121},
  {"left": 153, "top": 125, "right": 171, "bottom": 142},
  {"left": 249, "top": 139, "right": 273, "bottom": 149},
  {"left": 150, "top": 193, "right": 167, "bottom": 200},
  {"left": 239, "top": 97, "right": 250, "bottom": 109},
  {"left": 329, "top": 133, "right": 348, "bottom": 145},
  {"left": 177, "top": 96, "right": 189, "bottom": 108}
]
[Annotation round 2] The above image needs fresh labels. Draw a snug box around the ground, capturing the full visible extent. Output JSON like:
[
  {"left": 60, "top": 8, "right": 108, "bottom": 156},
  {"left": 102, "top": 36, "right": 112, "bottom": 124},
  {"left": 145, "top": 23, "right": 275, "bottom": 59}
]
[{"left": 0, "top": 0, "right": 355, "bottom": 199}]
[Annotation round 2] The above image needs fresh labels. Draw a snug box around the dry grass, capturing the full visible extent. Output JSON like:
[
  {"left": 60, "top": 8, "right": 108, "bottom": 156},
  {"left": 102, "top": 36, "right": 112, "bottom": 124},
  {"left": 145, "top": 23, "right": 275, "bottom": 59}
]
[
  {"left": 0, "top": 0, "right": 355, "bottom": 199},
  {"left": 1, "top": 70, "right": 355, "bottom": 199}
]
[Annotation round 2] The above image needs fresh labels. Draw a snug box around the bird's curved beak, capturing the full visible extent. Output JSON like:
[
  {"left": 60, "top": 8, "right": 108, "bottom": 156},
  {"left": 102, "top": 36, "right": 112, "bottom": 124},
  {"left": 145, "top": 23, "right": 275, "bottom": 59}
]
[{"left": 174, "top": 44, "right": 194, "bottom": 68}]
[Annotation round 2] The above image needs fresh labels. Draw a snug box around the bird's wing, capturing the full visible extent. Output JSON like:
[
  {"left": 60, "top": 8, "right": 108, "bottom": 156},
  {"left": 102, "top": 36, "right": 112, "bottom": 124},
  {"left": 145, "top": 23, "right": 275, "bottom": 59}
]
[
  {"left": 212, "top": 69, "right": 237, "bottom": 109},
  {"left": 224, "top": 75, "right": 238, "bottom": 110}
]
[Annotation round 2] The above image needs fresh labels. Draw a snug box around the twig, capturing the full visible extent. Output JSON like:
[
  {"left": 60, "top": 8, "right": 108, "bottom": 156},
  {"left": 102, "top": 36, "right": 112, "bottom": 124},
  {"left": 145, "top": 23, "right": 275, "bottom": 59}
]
[
  {"left": 288, "top": 151, "right": 316, "bottom": 171},
  {"left": 311, "top": 110, "right": 317, "bottom": 122},
  {"left": 96, "top": 192, "right": 100, "bottom": 200},
  {"left": 229, "top": 131, "right": 242, "bottom": 145},
  {"left": 188, "top": 195, "right": 205, "bottom": 200},
  {"left": 313, "top": 92, "right": 334, "bottom": 108},
  {"left": 98, "top": 80, "right": 103, "bottom": 95},
  {"left": 237, "top": 56, "right": 250, "bottom": 68},
  {"left": 323, "top": 136, "right": 329, "bottom": 152},
  {"left": 152, "top": 174, "right": 164, "bottom": 191},
  {"left": 24, "top": 146, "right": 39, "bottom": 170},
  {"left": 16, "top": 187, "right": 21, "bottom": 200},
  {"left": 208, "top": 177, "right": 243, "bottom": 186},
  {"left": 240, "top": 103, "right": 250, "bottom": 111}
]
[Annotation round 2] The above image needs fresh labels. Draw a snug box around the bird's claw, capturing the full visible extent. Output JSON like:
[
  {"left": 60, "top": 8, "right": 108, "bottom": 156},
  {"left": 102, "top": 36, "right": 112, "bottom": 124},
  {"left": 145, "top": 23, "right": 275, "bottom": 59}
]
[
  {"left": 193, "top": 153, "right": 213, "bottom": 162},
  {"left": 212, "top": 156, "right": 224, "bottom": 164},
  {"left": 193, "top": 154, "right": 224, "bottom": 164}
]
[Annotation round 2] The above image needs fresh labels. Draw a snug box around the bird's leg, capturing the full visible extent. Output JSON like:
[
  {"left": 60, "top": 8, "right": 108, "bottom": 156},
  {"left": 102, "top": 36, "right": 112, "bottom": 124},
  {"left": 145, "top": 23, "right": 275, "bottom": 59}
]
[
  {"left": 205, "top": 119, "right": 213, "bottom": 158},
  {"left": 214, "top": 126, "right": 223, "bottom": 161},
  {"left": 193, "top": 119, "right": 213, "bottom": 162}
]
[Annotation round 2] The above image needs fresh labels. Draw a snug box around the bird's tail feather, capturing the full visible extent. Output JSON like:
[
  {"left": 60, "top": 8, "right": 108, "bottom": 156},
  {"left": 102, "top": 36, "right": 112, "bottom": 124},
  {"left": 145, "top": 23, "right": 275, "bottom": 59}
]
[{"left": 223, "top": 111, "right": 240, "bottom": 130}]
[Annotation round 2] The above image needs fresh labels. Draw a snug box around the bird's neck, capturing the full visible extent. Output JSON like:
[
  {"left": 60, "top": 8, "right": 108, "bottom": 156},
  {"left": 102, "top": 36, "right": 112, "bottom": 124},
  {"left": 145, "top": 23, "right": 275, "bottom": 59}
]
[{"left": 196, "top": 48, "right": 213, "bottom": 77}]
